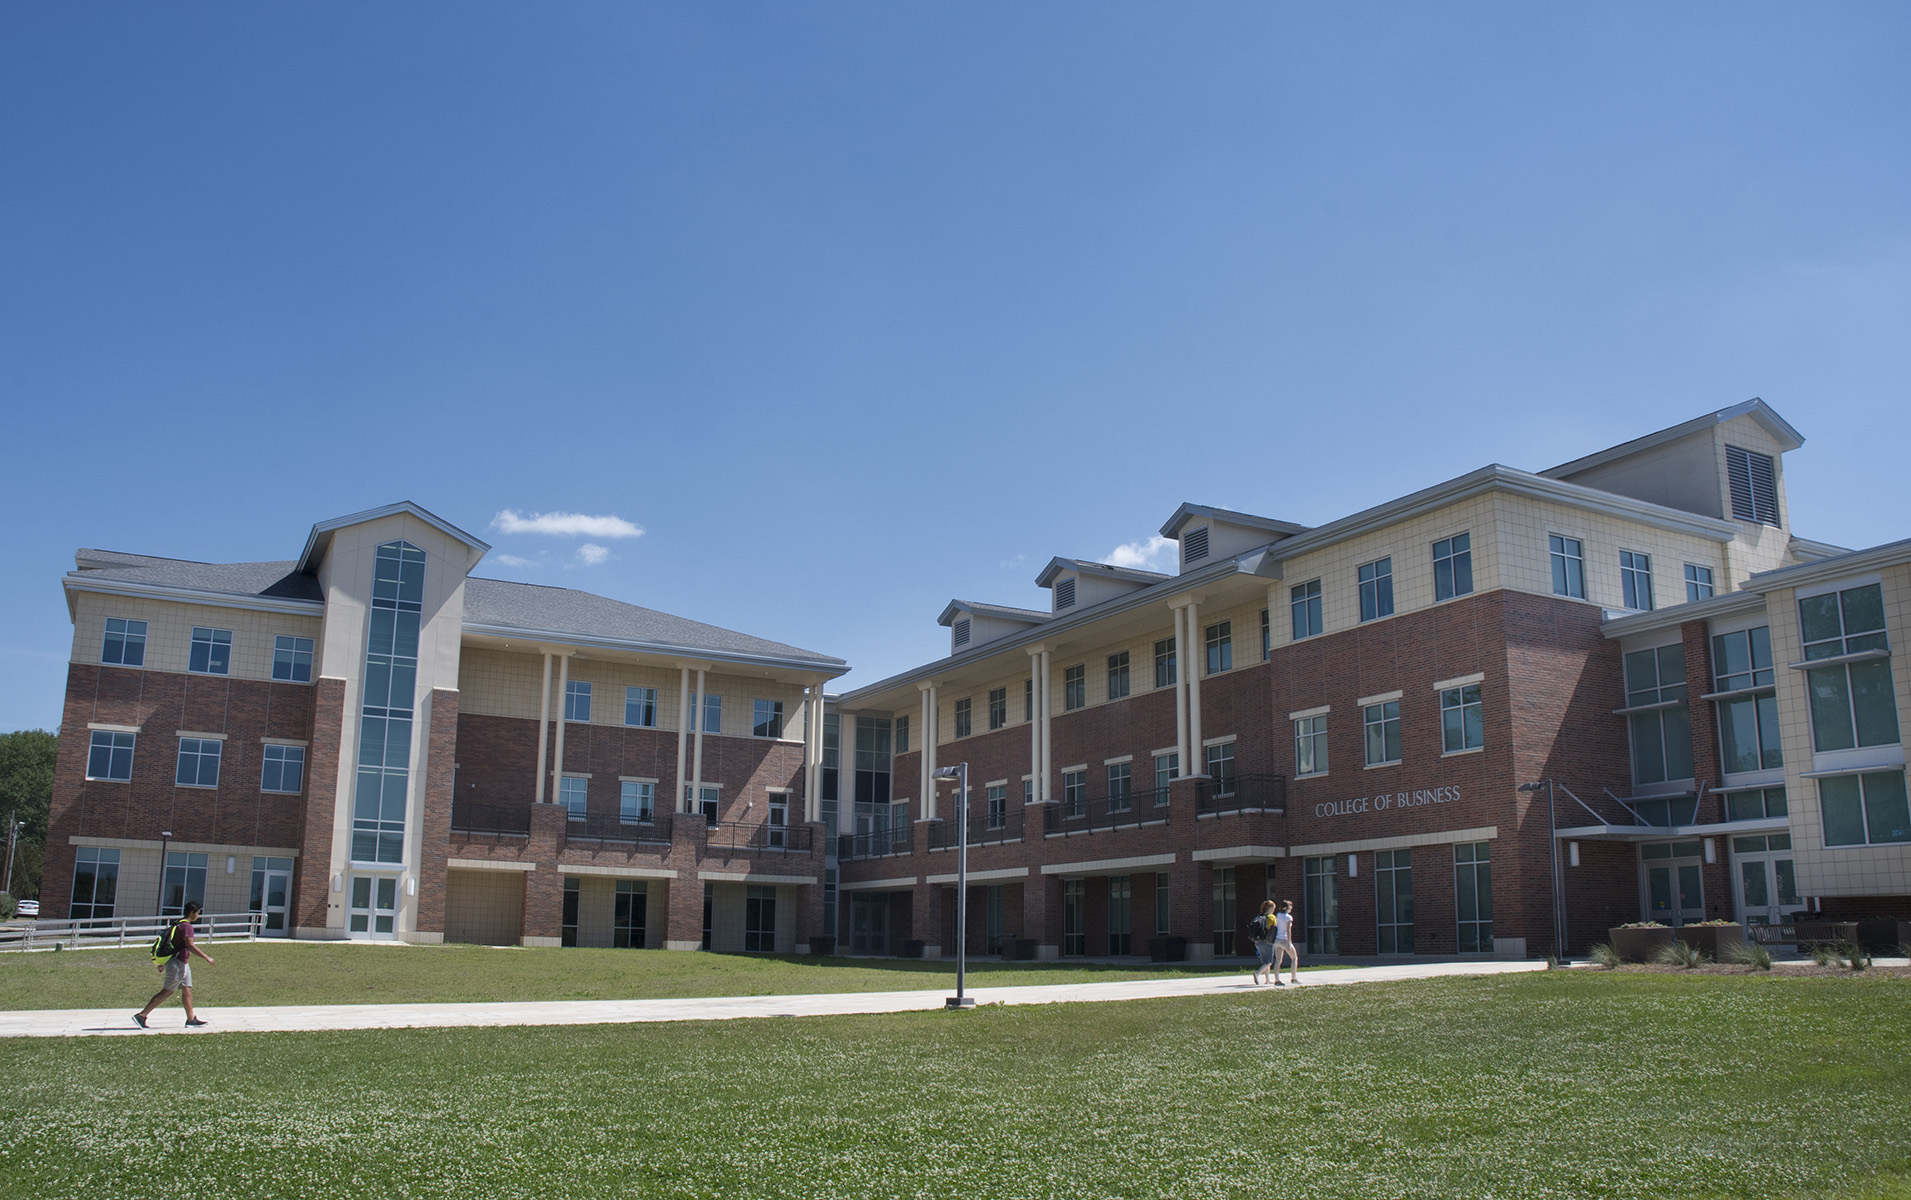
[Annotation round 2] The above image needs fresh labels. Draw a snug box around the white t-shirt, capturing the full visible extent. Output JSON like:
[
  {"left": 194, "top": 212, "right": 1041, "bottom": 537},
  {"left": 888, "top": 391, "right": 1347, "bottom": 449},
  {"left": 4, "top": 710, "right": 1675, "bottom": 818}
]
[{"left": 1273, "top": 912, "right": 1294, "bottom": 942}]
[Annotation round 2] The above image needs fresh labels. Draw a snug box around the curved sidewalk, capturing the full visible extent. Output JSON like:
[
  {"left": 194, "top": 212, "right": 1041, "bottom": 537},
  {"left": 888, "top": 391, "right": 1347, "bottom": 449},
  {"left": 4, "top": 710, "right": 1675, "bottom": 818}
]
[{"left": 0, "top": 959, "right": 1545, "bottom": 1039}]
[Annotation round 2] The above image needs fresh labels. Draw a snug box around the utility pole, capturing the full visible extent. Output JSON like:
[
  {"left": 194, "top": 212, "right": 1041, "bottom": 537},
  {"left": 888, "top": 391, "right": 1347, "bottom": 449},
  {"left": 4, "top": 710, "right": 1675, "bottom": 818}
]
[{"left": 3, "top": 811, "right": 17, "bottom": 895}]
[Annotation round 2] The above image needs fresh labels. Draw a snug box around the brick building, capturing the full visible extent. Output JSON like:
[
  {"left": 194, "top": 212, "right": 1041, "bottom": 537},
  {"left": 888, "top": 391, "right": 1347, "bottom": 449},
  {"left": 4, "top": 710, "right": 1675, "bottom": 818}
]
[
  {"left": 828, "top": 399, "right": 1911, "bottom": 959},
  {"left": 45, "top": 502, "right": 846, "bottom": 949}
]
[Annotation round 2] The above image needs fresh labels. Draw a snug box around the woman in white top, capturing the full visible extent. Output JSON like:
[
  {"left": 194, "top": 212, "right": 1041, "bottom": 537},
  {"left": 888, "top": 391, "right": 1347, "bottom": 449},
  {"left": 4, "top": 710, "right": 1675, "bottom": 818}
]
[{"left": 1272, "top": 899, "right": 1300, "bottom": 986}]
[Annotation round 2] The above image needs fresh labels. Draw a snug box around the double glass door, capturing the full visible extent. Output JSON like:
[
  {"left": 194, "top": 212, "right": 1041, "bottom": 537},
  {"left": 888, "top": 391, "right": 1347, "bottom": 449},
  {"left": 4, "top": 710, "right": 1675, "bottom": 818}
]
[
  {"left": 1641, "top": 841, "right": 1704, "bottom": 925},
  {"left": 349, "top": 875, "right": 399, "bottom": 938},
  {"left": 850, "top": 892, "right": 888, "bottom": 954},
  {"left": 1732, "top": 834, "right": 1798, "bottom": 926}
]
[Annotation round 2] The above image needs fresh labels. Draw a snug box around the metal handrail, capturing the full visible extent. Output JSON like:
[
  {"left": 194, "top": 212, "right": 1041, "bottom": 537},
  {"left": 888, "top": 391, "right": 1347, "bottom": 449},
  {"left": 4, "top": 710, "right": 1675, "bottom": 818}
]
[
  {"left": 838, "top": 826, "right": 911, "bottom": 860},
  {"left": 1194, "top": 773, "right": 1286, "bottom": 814},
  {"left": 451, "top": 800, "right": 534, "bottom": 836},
  {"left": 928, "top": 805, "right": 1026, "bottom": 849},
  {"left": 1046, "top": 787, "right": 1175, "bottom": 834},
  {"left": 0, "top": 911, "right": 265, "bottom": 953},
  {"left": 705, "top": 821, "right": 813, "bottom": 853}
]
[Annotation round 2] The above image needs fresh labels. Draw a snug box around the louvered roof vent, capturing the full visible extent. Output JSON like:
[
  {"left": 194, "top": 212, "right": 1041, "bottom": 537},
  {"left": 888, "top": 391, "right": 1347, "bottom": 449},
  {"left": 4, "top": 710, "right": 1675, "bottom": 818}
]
[
  {"left": 1054, "top": 578, "right": 1075, "bottom": 610},
  {"left": 952, "top": 618, "right": 971, "bottom": 648},
  {"left": 1726, "top": 445, "right": 1780, "bottom": 526},
  {"left": 1183, "top": 526, "right": 1210, "bottom": 564}
]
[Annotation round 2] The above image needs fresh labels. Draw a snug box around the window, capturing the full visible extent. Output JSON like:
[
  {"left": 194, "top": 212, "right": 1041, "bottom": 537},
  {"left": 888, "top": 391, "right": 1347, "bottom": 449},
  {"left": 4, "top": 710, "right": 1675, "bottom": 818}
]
[
  {"left": 1295, "top": 715, "right": 1328, "bottom": 776},
  {"left": 1063, "top": 879, "right": 1086, "bottom": 956},
  {"left": 621, "top": 780, "right": 655, "bottom": 823},
  {"left": 745, "top": 884, "right": 778, "bottom": 952},
  {"left": 565, "top": 680, "right": 592, "bottom": 722},
  {"left": 101, "top": 617, "right": 147, "bottom": 667},
  {"left": 988, "top": 687, "right": 1008, "bottom": 731},
  {"left": 70, "top": 847, "right": 122, "bottom": 920},
  {"left": 86, "top": 731, "right": 135, "bottom": 781},
  {"left": 1260, "top": 609, "right": 1271, "bottom": 660},
  {"left": 1108, "top": 877, "right": 1132, "bottom": 956},
  {"left": 1432, "top": 533, "right": 1473, "bottom": 602},
  {"left": 1062, "top": 770, "right": 1086, "bottom": 818},
  {"left": 1713, "top": 627, "right": 1775, "bottom": 692},
  {"left": 1725, "top": 787, "right": 1787, "bottom": 823},
  {"left": 1291, "top": 580, "right": 1323, "bottom": 640},
  {"left": 1024, "top": 678, "right": 1035, "bottom": 722},
  {"left": 1620, "top": 551, "right": 1654, "bottom": 611},
  {"left": 1205, "top": 742, "right": 1235, "bottom": 795},
  {"left": 1363, "top": 701, "right": 1401, "bottom": 767},
  {"left": 260, "top": 744, "right": 304, "bottom": 794},
  {"left": 560, "top": 775, "right": 588, "bottom": 821},
  {"left": 1455, "top": 843, "right": 1493, "bottom": 953},
  {"left": 1441, "top": 685, "right": 1484, "bottom": 753},
  {"left": 895, "top": 714, "right": 909, "bottom": 755},
  {"left": 1358, "top": 558, "right": 1394, "bottom": 622},
  {"left": 1801, "top": 584, "right": 1899, "bottom": 752},
  {"left": 1726, "top": 445, "right": 1780, "bottom": 525},
  {"left": 1153, "top": 753, "right": 1177, "bottom": 805},
  {"left": 1211, "top": 866, "right": 1236, "bottom": 956},
  {"left": 1302, "top": 857, "right": 1337, "bottom": 955},
  {"left": 1107, "top": 653, "right": 1130, "bottom": 701},
  {"left": 1684, "top": 564, "right": 1715, "bottom": 602},
  {"left": 1107, "top": 762, "right": 1132, "bottom": 812},
  {"left": 1625, "top": 645, "right": 1692, "bottom": 785},
  {"left": 189, "top": 627, "right": 232, "bottom": 675},
  {"left": 986, "top": 784, "right": 1007, "bottom": 830},
  {"left": 1153, "top": 639, "right": 1177, "bottom": 688},
  {"left": 614, "top": 880, "right": 647, "bottom": 948},
  {"left": 1205, "top": 622, "right": 1232, "bottom": 675},
  {"left": 1375, "top": 848, "right": 1413, "bottom": 954},
  {"left": 1064, "top": 665, "right": 1085, "bottom": 711},
  {"left": 1719, "top": 692, "right": 1782, "bottom": 775},
  {"left": 1055, "top": 578, "right": 1076, "bottom": 610},
  {"left": 1183, "top": 526, "right": 1210, "bottom": 564},
  {"left": 686, "top": 784, "right": 721, "bottom": 825},
  {"left": 624, "top": 687, "right": 658, "bottom": 727},
  {"left": 1819, "top": 771, "right": 1910, "bottom": 847},
  {"left": 161, "top": 852, "right": 207, "bottom": 918},
  {"left": 175, "top": 738, "right": 222, "bottom": 788},
  {"left": 701, "top": 693, "right": 723, "bottom": 733},
  {"left": 272, "top": 635, "right": 314, "bottom": 682},
  {"left": 1549, "top": 536, "right": 1585, "bottom": 599},
  {"left": 1155, "top": 871, "right": 1171, "bottom": 935},
  {"left": 954, "top": 697, "right": 973, "bottom": 739},
  {"left": 767, "top": 794, "right": 788, "bottom": 849},
  {"left": 984, "top": 885, "right": 1005, "bottom": 955},
  {"left": 1024, "top": 778, "right": 1034, "bottom": 807},
  {"left": 562, "top": 879, "right": 580, "bottom": 947},
  {"left": 753, "top": 699, "right": 784, "bottom": 739}
]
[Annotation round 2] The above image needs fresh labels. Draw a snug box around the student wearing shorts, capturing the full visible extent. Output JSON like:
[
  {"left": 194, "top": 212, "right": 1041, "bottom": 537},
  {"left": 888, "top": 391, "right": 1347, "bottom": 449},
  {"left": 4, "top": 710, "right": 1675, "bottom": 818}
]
[
  {"left": 1249, "top": 899, "right": 1281, "bottom": 986},
  {"left": 1272, "top": 899, "right": 1300, "bottom": 986},
  {"left": 135, "top": 901, "right": 216, "bottom": 1028}
]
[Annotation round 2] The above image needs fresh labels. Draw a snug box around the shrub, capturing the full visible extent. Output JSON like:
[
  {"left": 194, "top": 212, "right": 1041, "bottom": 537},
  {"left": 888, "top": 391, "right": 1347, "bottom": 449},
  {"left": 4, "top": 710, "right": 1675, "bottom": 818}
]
[
  {"left": 1652, "top": 940, "right": 1708, "bottom": 969},
  {"left": 1588, "top": 943, "right": 1623, "bottom": 970},
  {"left": 1721, "top": 940, "right": 1773, "bottom": 970}
]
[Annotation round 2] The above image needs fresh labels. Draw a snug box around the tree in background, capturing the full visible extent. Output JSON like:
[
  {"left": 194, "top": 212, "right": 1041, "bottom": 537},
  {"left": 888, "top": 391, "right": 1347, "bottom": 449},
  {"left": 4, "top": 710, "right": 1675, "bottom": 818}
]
[{"left": 0, "top": 730, "right": 57, "bottom": 900}]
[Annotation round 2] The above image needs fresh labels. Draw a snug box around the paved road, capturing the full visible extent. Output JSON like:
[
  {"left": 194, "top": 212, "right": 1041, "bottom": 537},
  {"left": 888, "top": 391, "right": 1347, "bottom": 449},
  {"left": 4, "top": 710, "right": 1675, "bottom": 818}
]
[{"left": 0, "top": 959, "right": 1547, "bottom": 1038}]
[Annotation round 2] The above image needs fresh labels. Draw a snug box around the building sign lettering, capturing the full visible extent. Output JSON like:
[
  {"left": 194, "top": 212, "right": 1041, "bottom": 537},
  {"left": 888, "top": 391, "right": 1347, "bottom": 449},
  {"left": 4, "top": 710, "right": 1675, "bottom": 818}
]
[{"left": 1314, "top": 786, "right": 1461, "bottom": 820}]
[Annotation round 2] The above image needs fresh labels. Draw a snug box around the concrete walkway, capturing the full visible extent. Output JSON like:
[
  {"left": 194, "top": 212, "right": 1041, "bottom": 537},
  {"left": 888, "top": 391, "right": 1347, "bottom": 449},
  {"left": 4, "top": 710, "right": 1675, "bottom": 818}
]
[{"left": 0, "top": 959, "right": 1546, "bottom": 1039}]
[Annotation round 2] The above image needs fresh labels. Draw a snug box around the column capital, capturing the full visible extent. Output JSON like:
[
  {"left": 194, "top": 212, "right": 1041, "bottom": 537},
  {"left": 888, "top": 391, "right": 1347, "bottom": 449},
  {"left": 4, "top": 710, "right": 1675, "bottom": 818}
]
[
  {"left": 1025, "top": 642, "right": 1051, "bottom": 658},
  {"left": 1168, "top": 593, "right": 1205, "bottom": 611},
  {"left": 917, "top": 679, "right": 940, "bottom": 694}
]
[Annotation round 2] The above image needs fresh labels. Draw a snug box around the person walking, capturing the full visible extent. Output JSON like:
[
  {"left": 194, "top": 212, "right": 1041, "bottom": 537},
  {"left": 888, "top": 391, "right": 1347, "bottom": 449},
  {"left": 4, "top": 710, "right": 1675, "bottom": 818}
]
[
  {"left": 1271, "top": 899, "right": 1300, "bottom": 986},
  {"left": 1249, "top": 899, "right": 1280, "bottom": 986},
  {"left": 135, "top": 901, "right": 215, "bottom": 1028}
]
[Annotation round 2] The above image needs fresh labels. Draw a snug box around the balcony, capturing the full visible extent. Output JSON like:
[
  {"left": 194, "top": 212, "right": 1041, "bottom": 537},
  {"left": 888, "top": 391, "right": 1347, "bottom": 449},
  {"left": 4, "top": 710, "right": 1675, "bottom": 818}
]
[
  {"left": 926, "top": 804, "right": 1026, "bottom": 849},
  {"left": 1045, "top": 788, "right": 1172, "bottom": 836},
  {"left": 838, "top": 826, "right": 912, "bottom": 861},
  {"left": 1193, "top": 774, "right": 1286, "bottom": 815},
  {"left": 561, "top": 809, "right": 672, "bottom": 848},
  {"left": 704, "top": 821, "right": 814, "bottom": 855},
  {"left": 451, "top": 800, "right": 533, "bottom": 837}
]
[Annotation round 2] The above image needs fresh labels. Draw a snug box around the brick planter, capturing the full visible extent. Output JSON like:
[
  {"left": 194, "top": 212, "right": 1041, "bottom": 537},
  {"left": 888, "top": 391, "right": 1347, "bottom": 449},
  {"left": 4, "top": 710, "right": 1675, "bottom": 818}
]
[
  {"left": 1675, "top": 924, "right": 1744, "bottom": 961},
  {"left": 1608, "top": 926, "right": 1676, "bottom": 963}
]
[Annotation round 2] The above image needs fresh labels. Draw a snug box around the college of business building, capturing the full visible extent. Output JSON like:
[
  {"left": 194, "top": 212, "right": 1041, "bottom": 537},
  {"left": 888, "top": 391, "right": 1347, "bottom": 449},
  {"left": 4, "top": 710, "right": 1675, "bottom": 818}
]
[{"left": 41, "top": 400, "right": 1911, "bottom": 959}]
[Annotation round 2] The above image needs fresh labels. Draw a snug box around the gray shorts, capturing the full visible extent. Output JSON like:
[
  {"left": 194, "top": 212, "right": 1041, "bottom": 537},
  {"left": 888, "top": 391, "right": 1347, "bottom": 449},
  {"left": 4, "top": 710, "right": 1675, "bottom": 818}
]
[
  {"left": 1254, "top": 940, "right": 1278, "bottom": 964},
  {"left": 162, "top": 959, "right": 192, "bottom": 990}
]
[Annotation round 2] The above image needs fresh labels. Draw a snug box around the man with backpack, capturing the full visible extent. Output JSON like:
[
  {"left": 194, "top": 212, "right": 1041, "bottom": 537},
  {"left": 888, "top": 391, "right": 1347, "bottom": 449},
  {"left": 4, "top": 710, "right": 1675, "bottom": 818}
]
[
  {"left": 134, "top": 901, "right": 215, "bottom": 1028},
  {"left": 1248, "top": 900, "right": 1281, "bottom": 986}
]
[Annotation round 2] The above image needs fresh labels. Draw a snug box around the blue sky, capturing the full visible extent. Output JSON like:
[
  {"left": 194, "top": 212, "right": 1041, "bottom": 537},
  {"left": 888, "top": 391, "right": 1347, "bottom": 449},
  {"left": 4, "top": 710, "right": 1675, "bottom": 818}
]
[{"left": 2, "top": 5, "right": 1908, "bottom": 731}]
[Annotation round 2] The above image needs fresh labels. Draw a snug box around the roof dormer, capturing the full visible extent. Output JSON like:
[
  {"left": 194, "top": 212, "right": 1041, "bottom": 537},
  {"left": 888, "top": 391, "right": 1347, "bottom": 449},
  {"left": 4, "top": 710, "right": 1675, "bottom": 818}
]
[
  {"left": 1158, "top": 504, "right": 1309, "bottom": 574},
  {"left": 1036, "top": 558, "right": 1166, "bottom": 612},
  {"left": 936, "top": 600, "right": 1051, "bottom": 655}
]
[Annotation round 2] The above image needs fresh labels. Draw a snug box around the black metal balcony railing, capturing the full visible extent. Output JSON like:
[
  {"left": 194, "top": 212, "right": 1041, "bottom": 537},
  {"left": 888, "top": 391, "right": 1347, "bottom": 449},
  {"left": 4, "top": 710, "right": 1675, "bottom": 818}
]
[
  {"left": 926, "top": 804, "right": 1026, "bottom": 849},
  {"left": 1193, "top": 773, "right": 1286, "bottom": 814},
  {"left": 706, "top": 821, "right": 813, "bottom": 853},
  {"left": 450, "top": 800, "right": 533, "bottom": 836},
  {"left": 563, "top": 809, "right": 672, "bottom": 846},
  {"left": 1044, "top": 788, "right": 1172, "bottom": 835},
  {"left": 838, "top": 826, "right": 911, "bottom": 861}
]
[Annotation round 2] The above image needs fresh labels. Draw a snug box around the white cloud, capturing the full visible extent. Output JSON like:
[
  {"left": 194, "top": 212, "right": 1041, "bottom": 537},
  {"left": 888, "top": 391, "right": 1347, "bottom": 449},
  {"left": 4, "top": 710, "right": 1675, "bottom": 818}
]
[
  {"left": 1105, "top": 534, "right": 1173, "bottom": 571},
  {"left": 492, "top": 510, "right": 644, "bottom": 539},
  {"left": 998, "top": 554, "right": 1027, "bottom": 570},
  {"left": 575, "top": 543, "right": 610, "bottom": 566},
  {"left": 493, "top": 553, "right": 537, "bottom": 568}
]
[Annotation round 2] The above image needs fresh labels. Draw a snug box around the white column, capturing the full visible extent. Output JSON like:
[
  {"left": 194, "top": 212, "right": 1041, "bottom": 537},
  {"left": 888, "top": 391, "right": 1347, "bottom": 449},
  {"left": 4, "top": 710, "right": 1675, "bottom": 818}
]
[
  {"left": 675, "top": 666, "right": 691, "bottom": 811},
  {"left": 1187, "top": 599, "right": 1203, "bottom": 770},
  {"left": 551, "top": 652, "right": 571, "bottom": 800},
  {"left": 1172, "top": 605, "right": 1190, "bottom": 774},
  {"left": 534, "top": 651, "right": 553, "bottom": 804},
  {"left": 1027, "top": 648, "right": 1042, "bottom": 804},
  {"left": 1038, "top": 649, "right": 1052, "bottom": 801},
  {"left": 804, "top": 686, "right": 823, "bottom": 823},
  {"left": 691, "top": 666, "right": 708, "bottom": 807},
  {"left": 918, "top": 684, "right": 934, "bottom": 819}
]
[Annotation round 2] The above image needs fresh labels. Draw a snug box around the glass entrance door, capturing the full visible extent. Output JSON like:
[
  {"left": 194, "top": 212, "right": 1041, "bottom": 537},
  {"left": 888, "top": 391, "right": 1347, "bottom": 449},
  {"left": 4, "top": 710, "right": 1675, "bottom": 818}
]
[
  {"left": 1641, "top": 841, "right": 1704, "bottom": 925},
  {"left": 850, "top": 892, "right": 888, "bottom": 954},
  {"left": 249, "top": 857, "right": 293, "bottom": 936},
  {"left": 349, "top": 875, "right": 399, "bottom": 939},
  {"left": 1731, "top": 834, "right": 1799, "bottom": 926}
]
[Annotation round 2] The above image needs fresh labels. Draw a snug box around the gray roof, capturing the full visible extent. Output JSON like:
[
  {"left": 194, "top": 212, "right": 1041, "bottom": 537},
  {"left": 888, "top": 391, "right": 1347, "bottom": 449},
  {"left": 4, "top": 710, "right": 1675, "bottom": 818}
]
[
  {"left": 71, "top": 550, "right": 323, "bottom": 602},
  {"left": 1540, "top": 398, "right": 1804, "bottom": 480},
  {"left": 463, "top": 578, "right": 844, "bottom": 667},
  {"left": 1035, "top": 557, "right": 1172, "bottom": 587},
  {"left": 937, "top": 599, "right": 1054, "bottom": 627}
]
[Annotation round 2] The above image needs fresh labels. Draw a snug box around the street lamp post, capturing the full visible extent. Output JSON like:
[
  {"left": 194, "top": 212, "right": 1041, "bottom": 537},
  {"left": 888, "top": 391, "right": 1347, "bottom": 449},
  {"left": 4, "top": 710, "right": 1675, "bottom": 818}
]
[
  {"left": 932, "top": 763, "right": 975, "bottom": 1009},
  {"left": 3, "top": 815, "right": 20, "bottom": 896},
  {"left": 155, "top": 830, "right": 174, "bottom": 917},
  {"left": 1519, "top": 781, "right": 1567, "bottom": 962}
]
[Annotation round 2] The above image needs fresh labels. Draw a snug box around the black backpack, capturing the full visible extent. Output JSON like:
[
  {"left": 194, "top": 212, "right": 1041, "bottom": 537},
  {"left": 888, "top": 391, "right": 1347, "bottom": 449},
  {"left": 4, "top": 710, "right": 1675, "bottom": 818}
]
[
  {"left": 1246, "top": 915, "right": 1273, "bottom": 945},
  {"left": 149, "top": 919, "right": 184, "bottom": 965}
]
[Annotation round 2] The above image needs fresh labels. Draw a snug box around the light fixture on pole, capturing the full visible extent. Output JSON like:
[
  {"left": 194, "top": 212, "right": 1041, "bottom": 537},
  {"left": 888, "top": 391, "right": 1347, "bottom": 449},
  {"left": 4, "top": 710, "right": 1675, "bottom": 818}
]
[
  {"left": 932, "top": 763, "right": 975, "bottom": 1009},
  {"left": 1518, "top": 781, "right": 1567, "bottom": 962}
]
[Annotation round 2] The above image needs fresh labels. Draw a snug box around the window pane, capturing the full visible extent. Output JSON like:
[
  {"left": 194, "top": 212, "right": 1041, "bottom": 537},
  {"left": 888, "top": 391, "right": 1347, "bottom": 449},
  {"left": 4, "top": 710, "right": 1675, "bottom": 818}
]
[
  {"left": 1861, "top": 772, "right": 1911, "bottom": 844},
  {"left": 1848, "top": 659, "right": 1901, "bottom": 748},
  {"left": 1819, "top": 777, "right": 1867, "bottom": 846},
  {"left": 1807, "top": 666, "right": 1857, "bottom": 752},
  {"left": 1629, "top": 712, "right": 1667, "bottom": 785}
]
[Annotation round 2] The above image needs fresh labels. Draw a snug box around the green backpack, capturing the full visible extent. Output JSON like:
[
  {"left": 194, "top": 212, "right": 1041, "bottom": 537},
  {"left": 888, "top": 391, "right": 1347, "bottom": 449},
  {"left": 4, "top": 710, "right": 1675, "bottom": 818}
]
[{"left": 149, "top": 919, "right": 185, "bottom": 966}]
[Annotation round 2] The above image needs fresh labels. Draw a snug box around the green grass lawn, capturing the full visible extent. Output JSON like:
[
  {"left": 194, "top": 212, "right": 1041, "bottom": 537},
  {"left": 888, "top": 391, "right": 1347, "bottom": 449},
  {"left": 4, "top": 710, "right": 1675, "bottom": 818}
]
[
  {"left": 0, "top": 941, "right": 1257, "bottom": 1010},
  {"left": 4, "top": 972, "right": 1908, "bottom": 1199}
]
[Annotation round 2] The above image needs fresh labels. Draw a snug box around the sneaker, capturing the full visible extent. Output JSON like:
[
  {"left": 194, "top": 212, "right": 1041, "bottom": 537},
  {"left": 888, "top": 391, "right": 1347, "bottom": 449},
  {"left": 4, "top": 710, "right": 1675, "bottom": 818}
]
[
  {"left": 185, "top": 1018, "right": 208, "bottom": 1027},
  {"left": 132, "top": 1013, "right": 148, "bottom": 1028},
  {"left": 1274, "top": 980, "right": 1286, "bottom": 987}
]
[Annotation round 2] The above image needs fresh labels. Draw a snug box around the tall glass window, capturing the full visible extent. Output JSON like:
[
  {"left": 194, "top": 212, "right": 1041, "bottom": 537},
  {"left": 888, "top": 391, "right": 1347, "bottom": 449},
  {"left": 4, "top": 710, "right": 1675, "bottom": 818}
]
[
  {"left": 1062, "top": 770, "right": 1086, "bottom": 817},
  {"left": 1620, "top": 550, "right": 1654, "bottom": 611},
  {"left": 1062, "top": 879, "right": 1086, "bottom": 956},
  {"left": 1155, "top": 871, "right": 1171, "bottom": 935},
  {"left": 86, "top": 731, "right": 135, "bottom": 782},
  {"left": 988, "top": 687, "right": 1009, "bottom": 729},
  {"left": 175, "top": 738, "right": 222, "bottom": 788},
  {"left": 1211, "top": 866, "right": 1237, "bottom": 956},
  {"left": 853, "top": 716, "right": 892, "bottom": 808},
  {"left": 1625, "top": 645, "right": 1692, "bottom": 785},
  {"left": 161, "top": 852, "right": 208, "bottom": 917},
  {"left": 1684, "top": 564, "right": 1715, "bottom": 602},
  {"left": 1800, "top": 584, "right": 1899, "bottom": 752},
  {"left": 1432, "top": 533, "right": 1472, "bottom": 602},
  {"left": 260, "top": 744, "right": 304, "bottom": 793},
  {"left": 1549, "top": 535, "right": 1585, "bottom": 599},
  {"left": 565, "top": 681, "right": 592, "bottom": 722},
  {"left": 189, "top": 627, "right": 232, "bottom": 675},
  {"left": 620, "top": 779, "right": 655, "bottom": 823},
  {"left": 1819, "top": 771, "right": 1910, "bottom": 847},
  {"left": 1106, "top": 654, "right": 1130, "bottom": 701},
  {"left": 1153, "top": 639, "right": 1177, "bottom": 688},
  {"left": 625, "top": 686, "right": 658, "bottom": 727},
  {"left": 1441, "top": 685, "right": 1484, "bottom": 753},
  {"left": 1302, "top": 857, "right": 1337, "bottom": 954},
  {"left": 1295, "top": 715, "right": 1328, "bottom": 776},
  {"left": 753, "top": 699, "right": 784, "bottom": 738},
  {"left": 1064, "top": 665, "right": 1086, "bottom": 710},
  {"left": 1108, "top": 877, "right": 1132, "bottom": 955},
  {"left": 614, "top": 880, "right": 647, "bottom": 948},
  {"left": 560, "top": 776, "right": 588, "bottom": 821},
  {"left": 1205, "top": 742, "right": 1235, "bottom": 795},
  {"left": 272, "top": 635, "right": 315, "bottom": 683},
  {"left": 1455, "top": 842, "right": 1493, "bottom": 952},
  {"left": 1107, "top": 762, "right": 1132, "bottom": 811},
  {"left": 351, "top": 540, "right": 425, "bottom": 865},
  {"left": 1291, "top": 580, "right": 1323, "bottom": 640},
  {"left": 1358, "top": 558, "right": 1394, "bottom": 622},
  {"left": 101, "top": 617, "right": 147, "bottom": 666},
  {"left": 1364, "top": 700, "right": 1402, "bottom": 767},
  {"left": 1205, "top": 622, "right": 1232, "bottom": 675},
  {"left": 954, "top": 697, "right": 972, "bottom": 738},
  {"left": 1375, "top": 849, "right": 1413, "bottom": 954},
  {"left": 1153, "top": 753, "right": 1177, "bottom": 805},
  {"left": 69, "top": 847, "right": 120, "bottom": 921}
]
